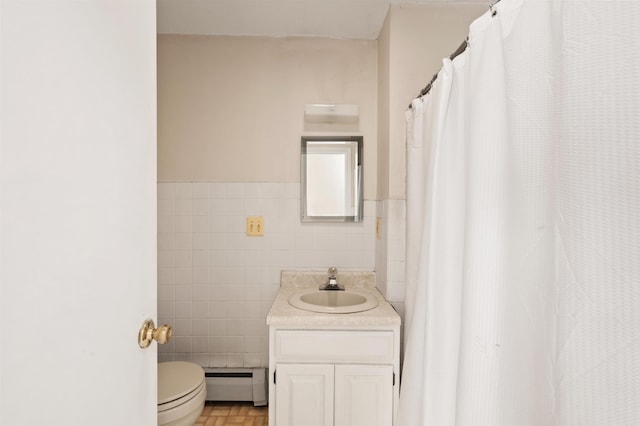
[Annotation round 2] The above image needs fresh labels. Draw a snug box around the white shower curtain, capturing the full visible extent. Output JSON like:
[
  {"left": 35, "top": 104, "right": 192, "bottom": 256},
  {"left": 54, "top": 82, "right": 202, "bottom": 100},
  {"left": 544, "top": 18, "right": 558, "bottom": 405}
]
[{"left": 399, "top": 1, "right": 640, "bottom": 425}]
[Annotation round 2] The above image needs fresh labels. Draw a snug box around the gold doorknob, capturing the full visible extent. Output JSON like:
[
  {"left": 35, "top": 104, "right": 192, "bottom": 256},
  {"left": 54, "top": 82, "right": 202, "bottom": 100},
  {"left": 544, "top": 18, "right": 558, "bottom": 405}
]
[{"left": 138, "top": 318, "right": 172, "bottom": 348}]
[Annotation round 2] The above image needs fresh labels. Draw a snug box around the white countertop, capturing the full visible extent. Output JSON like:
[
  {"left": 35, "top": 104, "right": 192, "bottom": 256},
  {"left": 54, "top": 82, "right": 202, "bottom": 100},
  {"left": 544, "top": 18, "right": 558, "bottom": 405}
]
[{"left": 266, "top": 271, "right": 401, "bottom": 328}]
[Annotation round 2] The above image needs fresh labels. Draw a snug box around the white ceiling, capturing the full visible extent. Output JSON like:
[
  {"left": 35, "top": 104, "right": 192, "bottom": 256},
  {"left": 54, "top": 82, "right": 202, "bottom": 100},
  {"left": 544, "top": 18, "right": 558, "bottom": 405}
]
[{"left": 157, "top": 0, "right": 486, "bottom": 40}]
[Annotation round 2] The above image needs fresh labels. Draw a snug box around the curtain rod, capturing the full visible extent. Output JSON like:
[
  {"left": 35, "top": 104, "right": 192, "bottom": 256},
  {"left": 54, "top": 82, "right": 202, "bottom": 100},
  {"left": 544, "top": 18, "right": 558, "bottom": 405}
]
[
  {"left": 408, "top": 0, "right": 501, "bottom": 109},
  {"left": 408, "top": 38, "right": 467, "bottom": 107}
]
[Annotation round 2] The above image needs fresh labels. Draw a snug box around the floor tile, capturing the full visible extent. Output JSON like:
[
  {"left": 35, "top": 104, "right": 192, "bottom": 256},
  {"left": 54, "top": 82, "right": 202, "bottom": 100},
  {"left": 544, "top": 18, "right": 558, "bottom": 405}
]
[{"left": 196, "top": 402, "right": 268, "bottom": 426}]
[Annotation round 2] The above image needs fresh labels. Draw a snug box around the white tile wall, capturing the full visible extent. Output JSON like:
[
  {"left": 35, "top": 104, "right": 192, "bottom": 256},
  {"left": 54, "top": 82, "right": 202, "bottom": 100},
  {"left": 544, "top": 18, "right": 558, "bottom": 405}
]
[
  {"left": 385, "top": 199, "right": 406, "bottom": 303},
  {"left": 157, "top": 182, "right": 377, "bottom": 368},
  {"left": 375, "top": 199, "right": 406, "bottom": 304},
  {"left": 376, "top": 198, "right": 407, "bottom": 364}
]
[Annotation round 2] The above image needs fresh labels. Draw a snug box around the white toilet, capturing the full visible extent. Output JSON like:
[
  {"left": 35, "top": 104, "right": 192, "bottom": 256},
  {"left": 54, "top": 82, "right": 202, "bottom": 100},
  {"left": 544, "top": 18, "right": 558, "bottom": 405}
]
[{"left": 158, "top": 361, "right": 206, "bottom": 426}]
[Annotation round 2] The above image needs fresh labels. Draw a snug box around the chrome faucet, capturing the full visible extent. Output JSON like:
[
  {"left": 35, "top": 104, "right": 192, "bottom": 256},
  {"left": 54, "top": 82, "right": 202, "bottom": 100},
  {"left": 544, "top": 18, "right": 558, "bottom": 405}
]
[{"left": 319, "top": 267, "right": 344, "bottom": 291}]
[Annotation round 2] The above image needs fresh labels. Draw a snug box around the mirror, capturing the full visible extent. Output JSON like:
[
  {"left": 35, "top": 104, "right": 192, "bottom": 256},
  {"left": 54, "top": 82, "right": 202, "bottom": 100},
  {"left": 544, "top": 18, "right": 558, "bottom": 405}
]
[{"left": 301, "top": 136, "right": 363, "bottom": 222}]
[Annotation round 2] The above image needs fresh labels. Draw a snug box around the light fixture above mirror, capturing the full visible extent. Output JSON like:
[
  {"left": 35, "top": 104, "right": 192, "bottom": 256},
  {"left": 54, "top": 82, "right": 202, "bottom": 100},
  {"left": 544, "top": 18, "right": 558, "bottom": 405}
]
[{"left": 304, "top": 104, "right": 359, "bottom": 123}]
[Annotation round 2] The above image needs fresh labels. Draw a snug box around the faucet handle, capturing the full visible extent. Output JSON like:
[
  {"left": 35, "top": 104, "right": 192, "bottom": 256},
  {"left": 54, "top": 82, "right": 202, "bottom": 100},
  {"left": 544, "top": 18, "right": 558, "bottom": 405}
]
[
  {"left": 320, "top": 267, "right": 344, "bottom": 291},
  {"left": 328, "top": 267, "right": 338, "bottom": 279}
]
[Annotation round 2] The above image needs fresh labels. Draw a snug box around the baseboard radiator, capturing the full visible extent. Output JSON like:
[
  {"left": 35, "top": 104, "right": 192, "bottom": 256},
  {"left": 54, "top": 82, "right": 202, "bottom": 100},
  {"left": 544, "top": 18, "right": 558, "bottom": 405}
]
[{"left": 204, "top": 368, "right": 268, "bottom": 406}]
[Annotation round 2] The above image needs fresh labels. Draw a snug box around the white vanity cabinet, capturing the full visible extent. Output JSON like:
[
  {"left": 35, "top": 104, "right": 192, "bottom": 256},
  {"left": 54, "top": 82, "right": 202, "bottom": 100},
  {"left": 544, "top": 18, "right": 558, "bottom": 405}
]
[
  {"left": 267, "top": 272, "right": 402, "bottom": 426},
  {"left": 269, "top": 328, "right": 399, "bottom": 426},
  {"left": 276, "top": 363, "right": 393, "bottom": 426},
  {"left": 334, "top": 364, "right": 394, "bottom": 426},
  {"left": 275, "top": 363, "right": 333, "bottom": 426}
]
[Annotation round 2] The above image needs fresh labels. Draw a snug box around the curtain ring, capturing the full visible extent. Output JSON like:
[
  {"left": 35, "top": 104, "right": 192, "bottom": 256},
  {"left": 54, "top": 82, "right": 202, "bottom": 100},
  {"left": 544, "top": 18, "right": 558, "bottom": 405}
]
[{"left": 489, "top": 2, "right": 498, "bottom": 17}]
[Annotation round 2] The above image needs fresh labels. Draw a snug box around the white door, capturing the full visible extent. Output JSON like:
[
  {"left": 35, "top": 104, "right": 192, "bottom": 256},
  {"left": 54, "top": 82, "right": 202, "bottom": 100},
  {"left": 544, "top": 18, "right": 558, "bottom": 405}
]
[
  {"left": 335, "top": 364, "right": 394, "bottom": 426},
  {"left": 1, "top": 1, "right": 157, "bottom": 425},
  {"left": 276, "top": 364, "right": 334, "bottom": 426}
]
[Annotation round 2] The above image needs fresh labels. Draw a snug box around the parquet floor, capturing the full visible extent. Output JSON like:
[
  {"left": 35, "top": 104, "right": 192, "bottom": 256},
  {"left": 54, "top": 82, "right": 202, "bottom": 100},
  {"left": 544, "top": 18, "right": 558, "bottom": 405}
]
[{"left": 196, "top": 401, "right": 268, "bottom": 426}]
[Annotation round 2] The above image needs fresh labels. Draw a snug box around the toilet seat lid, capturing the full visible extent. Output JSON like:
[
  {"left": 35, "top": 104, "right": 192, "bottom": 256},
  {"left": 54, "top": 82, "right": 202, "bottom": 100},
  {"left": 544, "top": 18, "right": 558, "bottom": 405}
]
[{"left": 158, "top": 361, "right": 205, "bottom": 405}]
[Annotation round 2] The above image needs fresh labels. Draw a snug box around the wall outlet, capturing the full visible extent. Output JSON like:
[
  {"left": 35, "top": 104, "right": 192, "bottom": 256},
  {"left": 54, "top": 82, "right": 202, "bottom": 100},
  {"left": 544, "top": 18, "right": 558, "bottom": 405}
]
[{"left": 246, "top": 216, "right": 264, "bottom": 236}]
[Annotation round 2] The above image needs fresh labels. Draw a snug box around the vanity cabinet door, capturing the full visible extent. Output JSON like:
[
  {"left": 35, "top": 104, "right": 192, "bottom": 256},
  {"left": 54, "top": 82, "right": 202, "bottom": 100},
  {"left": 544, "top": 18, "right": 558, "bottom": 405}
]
[
  {"left": 334, "top": 364, "right": 394, "bottom": 426},
  {"left": 276, "top": 363, "right": 334, "bottom": 426}
]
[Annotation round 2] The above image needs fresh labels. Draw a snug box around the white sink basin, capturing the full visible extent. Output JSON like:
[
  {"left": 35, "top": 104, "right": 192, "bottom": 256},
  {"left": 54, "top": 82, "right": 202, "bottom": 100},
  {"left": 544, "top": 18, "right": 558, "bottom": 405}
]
[{"left": 288, "top": 289, "right": 379, "bottom": 314}]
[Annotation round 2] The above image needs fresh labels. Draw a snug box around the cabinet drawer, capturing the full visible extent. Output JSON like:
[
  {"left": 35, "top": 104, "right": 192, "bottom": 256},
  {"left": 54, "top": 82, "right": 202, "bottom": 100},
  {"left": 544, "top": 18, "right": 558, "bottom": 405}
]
[{"left": 275, "top": 330, "right": 395, "bottom": 363}]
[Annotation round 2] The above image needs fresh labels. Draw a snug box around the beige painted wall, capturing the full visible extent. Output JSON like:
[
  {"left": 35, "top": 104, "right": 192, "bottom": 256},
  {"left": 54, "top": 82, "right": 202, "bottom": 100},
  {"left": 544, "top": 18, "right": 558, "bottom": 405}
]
[
  {"left": 158, "top": 35, "right": 378, "bottom": 200},
  {"left": 377, "top": 12, "right": 392, "bottom": 201},
  {"left": 378, "top": 4, "right": 486, "bottom": 200}
]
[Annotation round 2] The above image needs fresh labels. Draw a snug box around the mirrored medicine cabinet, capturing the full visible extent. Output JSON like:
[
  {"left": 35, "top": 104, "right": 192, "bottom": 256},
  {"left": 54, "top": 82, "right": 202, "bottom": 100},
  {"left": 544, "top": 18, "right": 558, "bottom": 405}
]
[{"left": 301, "top": 136, "right": 363, "bottom": 222}]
